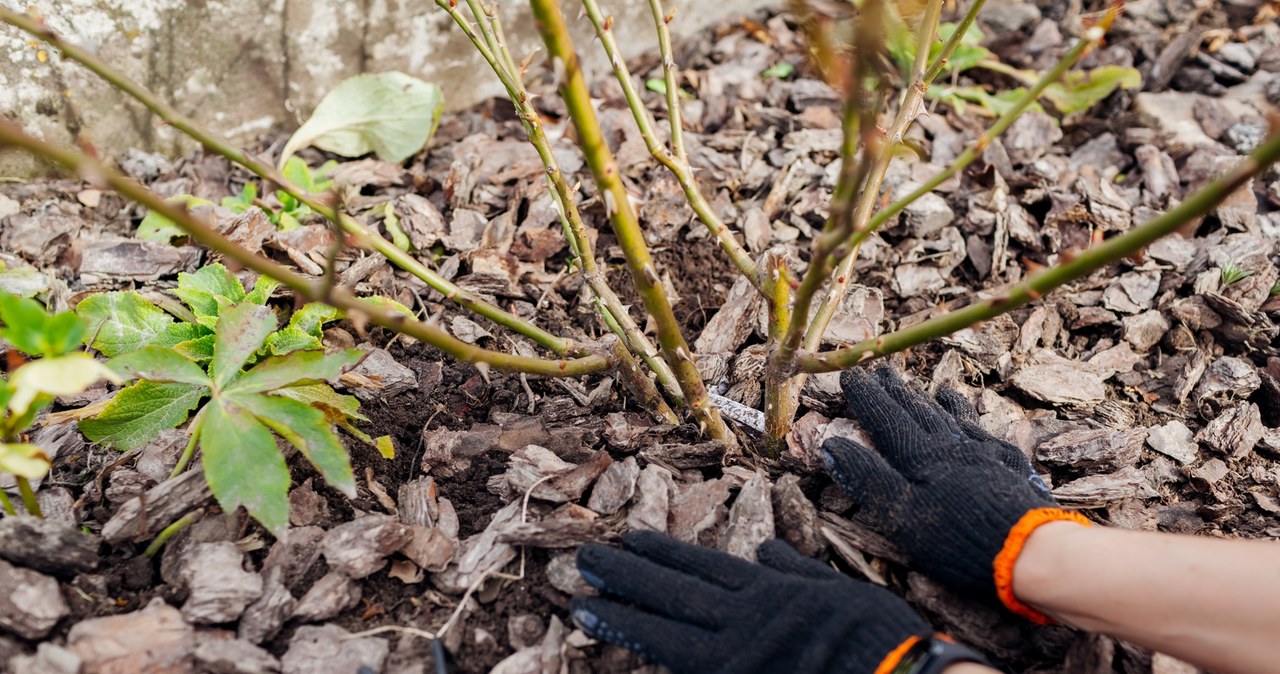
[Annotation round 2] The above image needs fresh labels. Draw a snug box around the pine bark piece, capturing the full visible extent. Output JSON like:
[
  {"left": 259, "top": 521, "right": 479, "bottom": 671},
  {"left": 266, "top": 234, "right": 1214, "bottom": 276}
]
[
  {"left": 193, "top": 631, "right": 281, "bottom": 674},
  {"left": 320, "top": 515, "right": 413, "bottom": 580},
  {"left": 179, "top": 542, "right": 264, "bottom": 624},
  {"left": 669, "top": 478, "right": 732, "bottom": 544},
  {"left": 281, "top": 625, "right": 387, "bottom": 674},
  {"left": 102, "top": 469, "right": 213, "bottom": 544},
  {"left": 626, "top": 465, "right": 674, "bottom": 534},
  {"left": 0, "top": 559, "right": 67, "bottom": 639},
  {"left": 506, "top": 447, "right": 612, "bottom": 503},
  {"left": 238, "top": 567, "right": 296, "bottom": 645},
  {"left": 68, "top": 599, "right": 194, "bottom": 674},
  {"left": 1036, "top": 428, "right": 1147, "bottom": 472},
  {"left": 1146, "top": 421, "right": 1199, "bottom": 464},
  {"left": 639, "top": 442, "right": 725, "bottom": 470},
  {"left": 720, "top": 472, "right": 775, "bottom": 561},
  {"left": 771, "top": 473, "right": 823, "bottom": 557},
  {"left": 0, "top": 516, "right": 99, "bottom": 576},
  {"left": 290, "top": 572, "right": 361, "bottom": 623},
  {"left": 1011, "top": 350, "right": 1109, "bottom": 406},
  {"left": 586, "top": 457, "right": 640, "bottom": 515},
  {"left": 1196, "top": 401, "right": 1264, "bottom": 459}
]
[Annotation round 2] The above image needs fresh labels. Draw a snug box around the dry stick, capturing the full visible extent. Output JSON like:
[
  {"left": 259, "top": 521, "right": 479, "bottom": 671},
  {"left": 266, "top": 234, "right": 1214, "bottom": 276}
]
[
  {"left": 0, "top": 7, "right": 575, "bottom": 357},
  {"left": 578, "top": 0, "right": 763, "bottom": 292},
  {"left": 801, "top": 128, "right": 1280, "bottom": 372},
  {"left": 0, "top": 121, "right": 611, "bottom": 377},
  {"left": 436, "top": 0, "right": 682, "bottom": 419},
  {"left": 529, "top": 0, "right": 735, "bottom": 446}
]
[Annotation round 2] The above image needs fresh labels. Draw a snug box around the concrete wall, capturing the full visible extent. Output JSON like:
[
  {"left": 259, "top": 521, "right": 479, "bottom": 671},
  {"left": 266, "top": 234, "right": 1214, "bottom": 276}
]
[{"left": 0, "top": 0, "right": 774, "bottom": 177}]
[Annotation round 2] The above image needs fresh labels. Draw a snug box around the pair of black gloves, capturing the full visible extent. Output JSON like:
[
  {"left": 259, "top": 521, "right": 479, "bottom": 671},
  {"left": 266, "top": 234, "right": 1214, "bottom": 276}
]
[{"left": 571, "top": 368, "right": 1087, "bottom": 674}]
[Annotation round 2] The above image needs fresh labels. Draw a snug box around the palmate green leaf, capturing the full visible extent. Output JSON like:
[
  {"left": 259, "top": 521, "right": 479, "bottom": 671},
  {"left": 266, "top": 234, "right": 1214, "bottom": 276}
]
[
  {"left": 276, "top": 383, "right": 367, "bottom": 421},
  {"left": 0, "top": 443, "right": 51, "bottom": 479},
  {"left": 8, "top": 353, "right": 122, "bottom": 416},
  {"left": 244, "top": 393, "right": 355, "bottom": 497},
  {"left": 107, "top": 347, "right": 210, "bottom": 387},
  {"left": 211, "top": 304, "right": 276, "bottom": 391},
  {"left": 77, "top": 291, "right": 177, "bottom": 357},
  {"left": 173, "top": 334, "right": 216, "bottom": 363},
  {"left": 931, "top": 22, "right": 988, "bottom": 75},
  {"left": 288, "top": 303, "right": 342, "bottom": 337},
  {"left": 244, "top": 275, "right": 281, "bottom": 305},
  {"left": 226, "top": 349, "right": 365, "bottom": 396},
  {"left": 279, "top": 72, "right": 445, "bottom": 166},
  {"left": 176, "top": 264, "right": 246, "bottom": 318},
  {"left": 0, "top": 293, "right": 86, "bottom": 358},
  {"left": 136, "top": 195, "right": 213, "bottom": 244},
  {"left": 200, "top": 399, "right": 291, "bottom": 536},
  {"left": 79, "top": 381, "right": 206, "bottom": 450}
]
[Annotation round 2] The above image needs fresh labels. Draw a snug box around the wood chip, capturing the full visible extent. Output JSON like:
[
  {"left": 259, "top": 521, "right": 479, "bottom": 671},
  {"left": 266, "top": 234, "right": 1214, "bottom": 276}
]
[
  {"left": 290, "top": 572, "right": 361, "bottom": 623},
  {"left": 320, "top": 514, "right": 413, "bottom": 580},
  {"left": 68, "top": 600, "right": 193, "bottom": 673},
  {"left": 586, "top": 456, "right": 640, "bottom": 515},
  {"left": 0, "top": 559, "right": 67, "bottom": 639},
  {"left": 720, "top": 472, "right": 775, "bottom": 561},
  {"left": 281, "top": 624, "right": 387, "bottom": 674},
  {"left": 0, "top": 516, "right": 99, "bottom": 577},
  {"left": 180, "top": 542, "right": 264, "bottom": 624},
  {"left": 1036, "top": 428, "right": 1147, "bottom": 472},
  {"left": 506, "top": 447, "right": 613, "bottom": 503},
  {"left": 102, "top": 469, "right": 214, "bottom": 544},
  {"left": 1196, "top": 401, "right": 1264, "bottom": 459}
]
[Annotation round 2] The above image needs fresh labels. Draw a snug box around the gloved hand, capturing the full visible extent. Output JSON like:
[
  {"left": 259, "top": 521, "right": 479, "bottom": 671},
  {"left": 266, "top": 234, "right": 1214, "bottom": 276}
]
[
  {"left": 571, "top": 531, "right": 988, "bottom": 674},
  {"left": 821, "top": 367, "right": 1091, "bottom": 623}
]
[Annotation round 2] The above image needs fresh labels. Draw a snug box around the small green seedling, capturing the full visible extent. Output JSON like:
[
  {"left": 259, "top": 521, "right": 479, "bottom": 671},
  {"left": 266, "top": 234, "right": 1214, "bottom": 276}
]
[
  {"left": 77, "top": 263, "right": 392, "bottom": 535},
  {"left": 1270, "top": 280, "right": 1280, "bottom": 297},
  {"left": 0, "top": 293, "right": 119, "bottom": 516},
  {"left": 221, "top": 157, "right": 338, "bottom": 232},
  {"left": 761, "top": 61, "right": 795, "bottom": 79},
  {"left": 1219, "top": 262, "right": 1253, "bottom": 287}
]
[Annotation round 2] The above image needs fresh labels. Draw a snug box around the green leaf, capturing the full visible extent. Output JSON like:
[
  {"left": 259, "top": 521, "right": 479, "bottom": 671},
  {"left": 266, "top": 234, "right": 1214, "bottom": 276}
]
[
  {"left": 645, "top": 78, "right": 667, "bottom": 94},
  {"left": 245, "top": 275, "right": 281, "bottom": 305},
  {"left": 1042, "top": 65, "right": 1141, "bottom": 116},
  {"left": 77, "top": 291, "right": 175, "bottom": 357},
  {"left": 210, "top": 304, "right": 276, "bottom": 391},
  {"left": 263, "top": 327, "right": 322, "bottom": 356},
  {"left": 107, "top": 347, "right": 210, "bottom": 387},
  {"left": 226, "top": 349, "right": 365, "bottom": 395},
  {"left": 0, "top": 267, "right": 50, "bottom": 299},
  {"left": 931, "top": 22, "right": 988, "bottom": 75},
  {"left": 761, "top": 62, "right": 794, "bottom": 79},
  {"left": 155, "top": 322, "right": 205, "bottom": 348},
  {"left": 176, "top": 264, "right": 246, "bottom": 318},
  {"left": 8, "top": 353, "right": 122, "bottom": 416},
  {"left": 200, "top": 399, "right": 291, "bottom": 536},
  {"left": 137, "top": 195, "right": 212, "bottom": 244},
  {"left": 375, "top": 435, "right": 395, "bottom": 459},
  {"left": 0, "top": 443, "right": 50, "bottom": 479},
  {"left": 80, "top": 381, "right": 206, "bottom": 450},
  {"left": 0, "top": 293, "right": 86, "bottom": 358},
  {"left": 276, "top": 383, "right": 367, "bottom": 422},
  {"left": 288, "top": 303, "right": 342, "bottom": 337},
  {"left": 276, "top": 211, "right": 303, "bottom": 232},
  {"left": 246, "top": 393, "right": 355, "bottom": 497},
  {"left": 279, "top": 72, "right": 445, "bottom": 166},
  {"left": 220, "top": 183, "right": 258, "bottom": 213},
  {"left": 383, "top": 202, "right": 411, "bottom": 252},
  {"left": 173, "top": 334, "right": 216, "bottom": 363}
]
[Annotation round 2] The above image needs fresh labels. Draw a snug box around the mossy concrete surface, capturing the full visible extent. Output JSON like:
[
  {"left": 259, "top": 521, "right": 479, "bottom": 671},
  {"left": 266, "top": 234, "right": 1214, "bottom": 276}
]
[{"left": 0, "top": 0, "right": 773, "bottom": 177}]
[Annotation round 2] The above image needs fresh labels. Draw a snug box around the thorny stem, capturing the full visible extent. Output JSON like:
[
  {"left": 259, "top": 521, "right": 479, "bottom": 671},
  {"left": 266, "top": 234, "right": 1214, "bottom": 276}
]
[
  {"left": 578, "top": 0, "right": 764, "bottom": 292},
  {"left": 801, "top": 127, "right": 1280, "bottom": 371},
  {"left": 144, "top": 508, "right": 205, "bottom": 557},
  {"left": 801, "top": 6, "right": 1113, "bottom": 357},
  {"left": 647, "top": 0, "right": 685, "bottom": 161},
  {"left": 0, "top": 7, "right": 575, "bottom": 357},
  {"left": 923, "top": 0, "right": 988, "bottom": 83},
  {"left": 436, "top": 0, "right": 685, "bottom": 411},
  {"left": 530, "top": 0, "right": 734, "bottom": 446},
  {"left": 0, "top": 120, "right": 613, "bottom": 377},
  {"left": 15, "top": 477, "right": 42, "bottom": 518}
]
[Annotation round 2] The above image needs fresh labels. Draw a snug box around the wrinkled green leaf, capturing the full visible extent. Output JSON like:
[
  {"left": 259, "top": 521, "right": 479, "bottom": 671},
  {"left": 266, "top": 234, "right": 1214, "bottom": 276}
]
[
  {"left": 279, "top": 72, "right": 444, "bottom": 166},
  {"left": 77, "top": 291, "right": 175, "bottom": 357},
  {"left": 173, "top": 334, "right": 217, "bottom": 363},
  {"left": 80, "top": 381, "right": 206, "bottom": 450},
  {"left": 0, "top": 443, "right": 50, "bottom": 479},
  {"left": 176, "top": 264, "right": 245, "bottom": 318},
  {"left": 0, "top": 293, "right": 86, "bottom": 358},
  {"left": 107, "top": 347, "right": 210, "bottom": 387},
  {"left": 248, "top": 393, "right": 355, "bottom": 497},
  {"left": 289, "top": 303, "right": 343, "bottom": 336},
  {"left": 210, "top": 304, "right": 276, "bottom": 391},
  {"left": 226, "top": 349, "right": 365, "bottom": 396},
  {"left": 1042, "top": 65, "right": 1141, "bottom": 115},
  {"left": 8, "top": 353, "right": 122, "bottom": 416},
  {"left": 276, "top": 383, "right": 366, "bottom": 422},
  {"left": 0, "top": 267, "right": 50, "bottom": 299},
  {"left": 761, "top": 62, "right": 794, "bottom": 79},
  {"left": 282, "top": 157, "right": 338, "bottom": 193},
  {"left": 137, "top": 195, "right": 212, "bottom": 244},
  {"left": 200, "top": 399, "right": 291, "bottom": 536},
  {"left": 156, "top": 322, "right": 205, "bottom": 348},
  {"left": 263, "top": 327, "right": 322, "bottom": 356},
  {"left": 245, "top": 275, "right": 281, "bottom": 305}
]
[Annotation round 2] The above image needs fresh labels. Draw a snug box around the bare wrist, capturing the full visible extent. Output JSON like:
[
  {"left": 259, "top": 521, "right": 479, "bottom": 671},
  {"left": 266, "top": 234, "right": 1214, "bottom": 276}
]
[{"left": 1010, "top": 520, "right": 1088, "bottom": 617}]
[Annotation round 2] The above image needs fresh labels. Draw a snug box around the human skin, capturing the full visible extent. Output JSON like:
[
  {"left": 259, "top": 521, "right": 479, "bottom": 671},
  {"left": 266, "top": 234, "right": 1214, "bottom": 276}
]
[{"left": 1001, "top": 522, "right": 1280, "bottom": 674}]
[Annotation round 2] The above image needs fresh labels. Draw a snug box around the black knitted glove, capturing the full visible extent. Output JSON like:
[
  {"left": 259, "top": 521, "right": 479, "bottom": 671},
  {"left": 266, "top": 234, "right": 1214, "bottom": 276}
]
[
  {"left": 572, "top": 531, "right": 941, "bottom": 674},
  {"left": 822, "top": 367, "right": 1090, "bottom": 622}
]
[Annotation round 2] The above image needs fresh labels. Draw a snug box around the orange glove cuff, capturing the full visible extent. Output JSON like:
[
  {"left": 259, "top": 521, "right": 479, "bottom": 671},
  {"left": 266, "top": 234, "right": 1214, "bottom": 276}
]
[
  {"left": 993, "top": 507, "right": 1093, "bottom": 624},
  {"left": 873, "top": 635, "right": 922, "bottom": 674}
]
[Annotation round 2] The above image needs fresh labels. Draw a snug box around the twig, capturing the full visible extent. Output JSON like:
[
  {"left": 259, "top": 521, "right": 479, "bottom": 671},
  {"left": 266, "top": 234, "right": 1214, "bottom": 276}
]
[
  {"left": 0, "top": 7, "right": 576, "bottom": 357},
  {"left": 530, "top": 0, "right": 734, "bottom": 446},
  {"left": 801, "top": 127, "right": 1280, "bottom": 371},
  {"left": 436, "top": 0, "right": 685, "bottom": 412},
  {"left": 578, "top": 0, "right": 763, "bottom": 291},
  {"left": 0, "top": 120, "right": 612, "bottom": 377}
]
